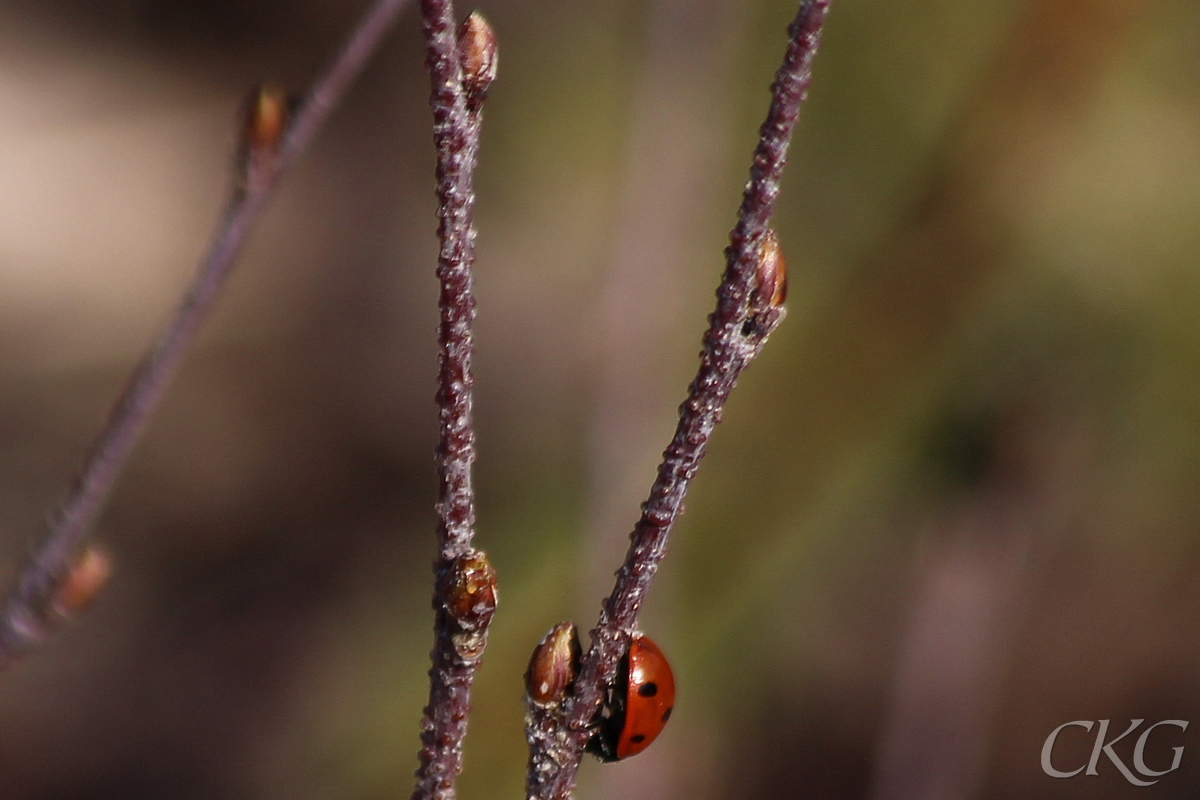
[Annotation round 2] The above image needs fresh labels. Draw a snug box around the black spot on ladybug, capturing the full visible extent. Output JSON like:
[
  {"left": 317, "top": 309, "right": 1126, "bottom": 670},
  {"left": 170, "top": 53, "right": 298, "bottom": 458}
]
[
  {"left": 662, "top": 707, "right": 673, "bottom": 723},
  {"left": 638, "top": 682, "right": 658, "bottom": 698},
  {"left": 630, "top": 734, "right": 646, "bottom": 744}
]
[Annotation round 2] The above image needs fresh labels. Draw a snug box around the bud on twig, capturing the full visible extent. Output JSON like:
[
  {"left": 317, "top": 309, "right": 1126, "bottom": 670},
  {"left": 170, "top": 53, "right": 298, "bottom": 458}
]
[
  {"left": 753, "top": 228, "right": 788, "bottom": 311},
  {"left": 457, "top": 11, "right": 497, "bottom": 112},
  {"left": 51, "top": 546, "right": 112, "bottom": 620},
  {"left": 238, "top": 83, "right": 291, "bottom": 189},
  {"left": 525, "top": 622, "right": 581, "bottom": 707},
  {"left": 443, "top": 550, "right": 498, "bottom": 660},
  {"left": 743, "top": 228, "right": 788, "bottom": 338}
]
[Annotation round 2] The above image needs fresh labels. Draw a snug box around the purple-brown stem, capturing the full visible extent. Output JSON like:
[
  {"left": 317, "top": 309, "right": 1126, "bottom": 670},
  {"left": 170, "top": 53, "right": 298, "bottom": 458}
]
[
  {"left": 424, "top": 1, "right": 474, "bottom": 563},
  {"left": 524, "top": 2, "right": 828, "bottom": 797},
  {"left": 410, "top": 5, "right": 497, "bottom": 800},
  {"left": 0, "top": 0, "right": 415, "bottom": 669}
]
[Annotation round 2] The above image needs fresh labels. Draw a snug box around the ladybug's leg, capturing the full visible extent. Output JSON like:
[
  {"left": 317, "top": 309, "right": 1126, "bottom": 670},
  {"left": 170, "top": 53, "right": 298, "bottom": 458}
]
[{"left": 583, "top": 651, "right": 630, "bottom": 763}]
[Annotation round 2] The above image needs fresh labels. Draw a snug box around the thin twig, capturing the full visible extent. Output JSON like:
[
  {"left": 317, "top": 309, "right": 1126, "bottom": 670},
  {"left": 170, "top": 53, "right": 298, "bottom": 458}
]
[
  {"left": 0, "top": 0, "right": 415, "bottom": 669},
  {"left": 524, "top": 2, "right": 829, "bottom": 797},
  {"left": 409, "top": 6, "right": 498, "bottom": 800}
]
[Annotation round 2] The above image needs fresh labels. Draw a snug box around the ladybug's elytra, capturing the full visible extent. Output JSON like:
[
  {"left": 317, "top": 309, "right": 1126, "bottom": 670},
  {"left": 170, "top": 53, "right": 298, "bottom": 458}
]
[{"left": 588, "top": 633, "right": 676, "bottom": 761}]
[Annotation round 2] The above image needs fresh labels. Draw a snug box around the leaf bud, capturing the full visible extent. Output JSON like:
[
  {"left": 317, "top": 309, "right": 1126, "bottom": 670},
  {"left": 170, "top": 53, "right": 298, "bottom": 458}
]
[
  {"left": 457, "top": 11, "right": 498, "bottom": 111},
  {"left": 444, "top": 550, "right": 498, "bottom": 628},
  {"left": 237, "top": 83, "right": 290, "bottom": 186},
  {"left": 525, "top": 621, "right": 581, "bottom": 707},
  {"left": 51, "top": 546, "right": 113, "bottom": 619},
  {"left": 753, "top": 228, "right": 787, "bottom": 310}
]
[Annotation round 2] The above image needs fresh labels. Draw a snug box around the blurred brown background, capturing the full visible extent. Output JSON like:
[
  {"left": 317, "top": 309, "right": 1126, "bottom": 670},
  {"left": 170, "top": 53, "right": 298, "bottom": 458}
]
[{"left": 0, "top": 0, "right": 1199, "bottom": 798}]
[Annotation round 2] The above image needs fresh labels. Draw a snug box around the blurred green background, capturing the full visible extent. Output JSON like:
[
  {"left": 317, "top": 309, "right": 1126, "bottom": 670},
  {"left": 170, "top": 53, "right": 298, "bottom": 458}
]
[{"left": 0, "top": 0, "right": 1198, "bottom": 797}]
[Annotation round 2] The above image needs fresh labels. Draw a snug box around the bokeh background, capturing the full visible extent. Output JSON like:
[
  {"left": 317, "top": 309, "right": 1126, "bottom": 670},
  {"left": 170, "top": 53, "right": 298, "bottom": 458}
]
[{"left": 0, "top": 0, "right": 1198, "bottom": 797}]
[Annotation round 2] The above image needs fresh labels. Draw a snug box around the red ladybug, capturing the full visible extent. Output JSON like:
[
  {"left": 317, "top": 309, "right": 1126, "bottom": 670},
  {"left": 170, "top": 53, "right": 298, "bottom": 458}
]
[{"left": 588, "top": 633, "right": 676, "bottom": 761}]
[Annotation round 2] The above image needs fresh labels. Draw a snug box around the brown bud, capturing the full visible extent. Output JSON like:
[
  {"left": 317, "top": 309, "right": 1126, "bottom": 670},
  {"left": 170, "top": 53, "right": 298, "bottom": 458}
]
[
  {"left": 444, "top": 550, "right": 498, "bottom": 628},
  {"left": 753, "top": 229, "right": 787, "bottom": 309},
  {"left": 243, "top": 83, "right": 289, "bottom": 152},
  {"left": 525, "top": 621, "right": 581, "bottom": 707},
  {"left": 52, "top": 546, "right": 112, "bottom": 618},
  {"left": 238, "top": 83, "right": 290, "bottom": 183},
  {"left": 457, "top": 11, "right": 498, "bottom": 109}
]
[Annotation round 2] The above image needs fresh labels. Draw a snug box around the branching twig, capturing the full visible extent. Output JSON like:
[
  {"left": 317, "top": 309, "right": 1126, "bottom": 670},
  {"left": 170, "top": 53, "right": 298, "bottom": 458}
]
[
  {"left": 409, "top": 7, "right": 498, "bottom": 800},
  {"left": 0, "top": 0, "right": 415, "bottom": 669},
  {"left": 523, "top": 2, "right": 829, "bottom": 797}
]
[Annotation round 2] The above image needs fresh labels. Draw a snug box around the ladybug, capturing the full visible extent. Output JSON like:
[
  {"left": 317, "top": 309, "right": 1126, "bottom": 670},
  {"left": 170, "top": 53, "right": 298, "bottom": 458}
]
[{"left": 587, "top": 633, "right": 676, "bottom": 761}]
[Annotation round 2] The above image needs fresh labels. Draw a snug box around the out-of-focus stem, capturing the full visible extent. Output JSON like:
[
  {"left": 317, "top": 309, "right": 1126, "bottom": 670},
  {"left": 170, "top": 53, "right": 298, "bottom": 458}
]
[{"left": 0, "top": 0, "right": 415, "bottom": 669}]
